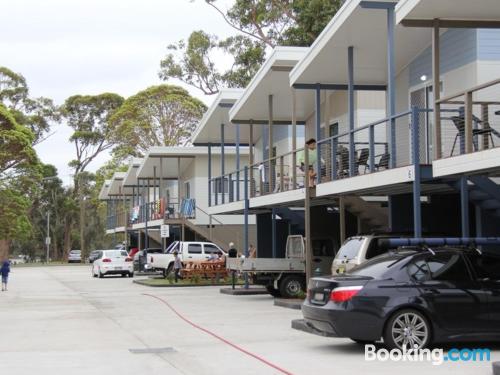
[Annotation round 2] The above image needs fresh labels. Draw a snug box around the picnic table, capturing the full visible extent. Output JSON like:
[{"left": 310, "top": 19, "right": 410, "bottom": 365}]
[{"left": 180, "top": 259, "right": 228, "bottom": 282}]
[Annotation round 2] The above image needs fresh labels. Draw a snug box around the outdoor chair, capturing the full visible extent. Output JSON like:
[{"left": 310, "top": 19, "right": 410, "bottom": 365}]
[
  {"left": 338, "top": 148, "right": 350, "bottom": 178},
  {"left": 357, "top": 148, "right": 369, "bottom": 174},
  {"left": 375, "top": 153, "right": 390, "bottom": 171},
  {"left": 449, "top": 114, "right": 499, "bottom": 156}
]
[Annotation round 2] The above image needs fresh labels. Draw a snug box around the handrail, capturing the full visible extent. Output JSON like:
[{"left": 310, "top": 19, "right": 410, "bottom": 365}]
[{"left": 436, "top": 77, "right": 500, "bottom": 104}]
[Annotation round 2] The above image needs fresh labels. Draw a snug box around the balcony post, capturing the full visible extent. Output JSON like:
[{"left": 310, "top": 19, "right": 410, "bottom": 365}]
[
  {"left": 369, "top": 125, "right": 375, "bottom": 173},
  {"left": 411, "top": 106, "right": 422, "bottom": 238},
  {"left": 432, "top": 19, "right": 442, "bottom": 160},
  {"left": 272, "top": 208, "right": 277, "bottom": 258},
  {"left": 145, "top": 177, "right": 149, "bottom": 249},
  {"left": 464, "top": 91, "right": 473, "bottom": 154},
  {"left": 208, "top": 143, "right": 212, "bottom": 207},
  {"left": 268, "top": 95, "right": 274, "bottom": 191},
  {"left": 292, "top": 88, "right": 297, "bottom": 188},
  {"left": 315, "top": 84, "right": 321, "bottom": 185},
  {"left": 348, "top": 46, "right": 355, "bottom": 176},
  {"left": 387, "top": 5, "right": 396, "bottom": 168},
  {"left": 220, "top": 123, "right": 225, "bottom": 204},
  {"left": 236, "top": 123, "right": 240, "bottom": 200},
  {"left": 249, "top": 121, "right": 254, "bottom": 198},
  {"left": 243, "top": 166, "right": 249, "bottom": 289}
]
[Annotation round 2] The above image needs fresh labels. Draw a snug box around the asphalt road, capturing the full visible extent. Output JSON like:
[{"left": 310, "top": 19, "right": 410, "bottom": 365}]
[{"left": 0, "top": 265, "right": 497, "bottom": 375}]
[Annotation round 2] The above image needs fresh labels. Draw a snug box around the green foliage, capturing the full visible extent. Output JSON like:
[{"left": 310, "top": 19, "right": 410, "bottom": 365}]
[
  {"left": 109, "top": 85, "right": 207, "bottom": 157},
  {"left": 0, "top": 66, "right": 60, "bottom": 145},
  {"left": 160, "top": 0, "right": 342, "bottom": 92},
  {"left": 0, "top": 189, "right": 32, "bottom": 241}
]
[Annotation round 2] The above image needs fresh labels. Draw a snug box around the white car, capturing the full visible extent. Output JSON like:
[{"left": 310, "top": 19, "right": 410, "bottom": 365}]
[
  {"left": 92, "top": 250, "right": 134, "bottom": 278},
  {"left": 68, "top": 249, "right": 82, "bottom": 263}
]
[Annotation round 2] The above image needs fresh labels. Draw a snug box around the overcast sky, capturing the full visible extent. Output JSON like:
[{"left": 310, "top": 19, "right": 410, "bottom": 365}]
[{"left": 0, "top": 0, "right": 236, "bottom": 184}]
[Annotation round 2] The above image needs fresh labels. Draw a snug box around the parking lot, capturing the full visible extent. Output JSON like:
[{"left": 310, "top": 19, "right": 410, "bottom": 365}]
[{"left": 0, "top": 265, "right": 497, "bottom": 375}]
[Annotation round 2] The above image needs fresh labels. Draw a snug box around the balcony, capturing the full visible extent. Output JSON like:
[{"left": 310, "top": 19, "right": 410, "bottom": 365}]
[
  {"left": 210, "top": 107, "right": 426, "bottom": 207},
  {"left": 433, "top": 78, "right": 500, "bottom": 177}
]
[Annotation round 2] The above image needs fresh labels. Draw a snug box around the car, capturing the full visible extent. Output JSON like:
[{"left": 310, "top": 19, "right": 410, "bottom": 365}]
[
  {"left": 87, "top": 250, "right": 100, "bottom": 264},
  {"left": 133, "top": 248, "right": 163, "bottom": 272},
  {"left": 92, "top": 250, "right": 134, "bottom": 278},
  {"left": 302, "top": 247, "right": 500, "bottom": 350},
  {"left": 68, "top": 250, "right": 82, "bottom": 263}
]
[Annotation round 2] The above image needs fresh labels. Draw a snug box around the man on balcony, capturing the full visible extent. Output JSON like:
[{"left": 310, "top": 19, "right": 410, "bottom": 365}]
[{"left": 297, "top": 138, "right": 318, "bottom": 187}]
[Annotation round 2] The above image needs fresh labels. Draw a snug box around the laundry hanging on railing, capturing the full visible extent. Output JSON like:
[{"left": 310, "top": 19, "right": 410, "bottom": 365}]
[{"left": 180, "top": 198, "right": 196, "bottom": 218}]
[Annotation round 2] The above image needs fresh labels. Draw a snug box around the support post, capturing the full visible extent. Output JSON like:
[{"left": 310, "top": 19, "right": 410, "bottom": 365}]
[
  {"left": 177, "top": 157, "right": 181, "bottom": 214},
  {"left": 304, "top": 142, "right": 313, "bottom": 283},
  {"left": 348, "top": 46, "right": 356, "bottom": 176},
  {"left": 411, "top": 106, "right": 422, "bottom": 238},
  {"left": 369, "top": 125, "right": 375, "bottom": 173},
  {"left": 221, "top": 124, "right": 225, "bottom": 203},
  {"left": 145, "top": 178, "right": 149, "bottom": 249},
  {"left": 460, "top": 177, "right": 470, "bottom": 237},
  {"left": 339, "top": 197, "right": 346, "bottom": 244},
  {"left": 208, "top": 143, "right": 212, "bottom": 207},
  {"left": 244, "top": 166, "right": 249, "bottom": 289},
  {"left": 464, "top": 91, "right": 473, "bottom": 154},
  {"left": 292, "top": 88, "right": 297, "bottom": 188},
  {"left": 315, "top": 84, "right": 321, "bottom": 185},
  {"left": 268, "top": 95, "right": 274, "bottom": 192},
  {"left": 387, "top": 6, "right": 396, "bottom": 168},
  {"left": 271, "top": 208, "right": 276, "bottom": 258},
  {"left": 432, "top": 19, "right": 442, "bottom": 160},
  {"left": 236, "top": 123, "right": 240, "bottom": 200},
  {"left": 249, "top": 122, "right": 254, "bottom": 198}
]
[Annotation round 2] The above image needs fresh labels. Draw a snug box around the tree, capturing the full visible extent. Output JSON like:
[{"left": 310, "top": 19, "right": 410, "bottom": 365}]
[
  {"left": 62, "top": 93, "right": 124, "bottom": 256},
  {"left": 0, "top": 104, "right": 41, "bottom": 259},
  {"left": 159, "top": 0, "right": 342, "bottom": 93},
  {"left": 0, "top": 66, "right": 60, "bottom": 145},
  {"left": 109, "top": 85, "right": 207, "bottom": 158}
]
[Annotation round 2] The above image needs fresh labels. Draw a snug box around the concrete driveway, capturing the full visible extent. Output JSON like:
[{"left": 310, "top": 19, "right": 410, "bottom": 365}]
[{"left": 0, "top": 265, "right": 497, "bottom": 375}]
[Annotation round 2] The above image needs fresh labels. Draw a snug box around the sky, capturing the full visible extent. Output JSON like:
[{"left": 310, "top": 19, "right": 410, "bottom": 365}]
[{"left": 0, "top": 0, "right": 236, "bottom": 185}]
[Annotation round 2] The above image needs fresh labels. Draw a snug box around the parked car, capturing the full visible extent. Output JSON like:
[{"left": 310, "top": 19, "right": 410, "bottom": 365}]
[
  {"left": 87, "top": 250, "right": 100, "bottom": 264},
  {"left": 331, "top": 234, "right": 406, "bottom": 275},
  {"left": 303, "top": 247, "right": 500, "bottom": 349},
  {"left": 92, "top": 250, "right": 134, "bottom": 278},
  {"left": 133, "top": 248, "right": 163, "bottom": 272},
  {"left": 68, "top": 250, "right": 82, "bottom": 263}
]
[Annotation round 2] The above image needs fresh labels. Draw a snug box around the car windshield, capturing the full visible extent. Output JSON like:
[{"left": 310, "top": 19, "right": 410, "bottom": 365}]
[
  {"left": 104, "top": 250, "right": 128, "bottom": 258},
  {"left": 336, "top": 238, "right": 365, "bottom": 260},
  {"left": 348, "top": 254, "right": 407, "bottom": 279}
]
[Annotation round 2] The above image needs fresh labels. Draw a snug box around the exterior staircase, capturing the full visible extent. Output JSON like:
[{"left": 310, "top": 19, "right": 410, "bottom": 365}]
[{"left": 342, "top": 196, "right": 389, "bottom": 231}]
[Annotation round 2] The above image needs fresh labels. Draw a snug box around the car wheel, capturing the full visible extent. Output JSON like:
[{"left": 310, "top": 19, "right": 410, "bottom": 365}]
[
  {"left": 279, "top": 275, "right": 306, "bottom": 298},
  {"left": 98, "top": 268, "right": 104, "bottom": 278},
  {"left": 92, "top": 267, "right": 97, "bottom": 278},
  {"left": 121, "top": 273, "right": 127, "bottom": 277},
  {"left": 265, "top": 285, "right": 282, "bottom": 298},
  {"left": 129, "top": 272, "right": 134, "bottom": 278},
  {"left": 384, "top": 309, "right": 431, "bottom": 350}
]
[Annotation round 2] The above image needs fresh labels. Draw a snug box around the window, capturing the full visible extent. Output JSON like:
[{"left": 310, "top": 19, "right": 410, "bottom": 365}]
[
  {"left": 312, "top": 239, "right": 335, "bottom": 257},
  {"left": 466, "top": 253, "right": 500, "bottom": 281},
  {"left": 213, "top": 178, "right": 229, "bottom": 194},
  {"left": 187, "top": 244, "right": 202, "bottom": 254},
  {"left": 408, "top": 252, "right": 471, "bottom": 282},
  {"left": 337, "top": 237, "right": 365, "bottom": 260},
  {"left": 329, "top": 122, "right": 339, "bottom": 137},
  {"left": 349, "top": 255, "right": 404, "bottom": 279},
  {"left": 408, "top": 259, "right": 431, "bottom": 282},
  {"left": 185, "top": 181, "right": 191, "bottom": 199},
  {"left": 204, "top": 244, "right": 219, "bottom": 255},
  {"left": 365, "top": 239, "right": 390, "bottom": 259}
]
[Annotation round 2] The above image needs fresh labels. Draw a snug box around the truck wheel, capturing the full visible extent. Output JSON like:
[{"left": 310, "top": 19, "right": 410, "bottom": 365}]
[
  {"left": 279, "top": 275, "right": 305, "bottom": 298},
  {"left": 265, "top": 286, "right": 282, "bottom": 298}
]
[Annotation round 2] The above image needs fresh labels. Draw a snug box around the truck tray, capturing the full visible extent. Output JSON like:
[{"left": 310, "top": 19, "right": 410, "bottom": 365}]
[{"left": 226, "top": 258, "right": 305, "bottom": 273}]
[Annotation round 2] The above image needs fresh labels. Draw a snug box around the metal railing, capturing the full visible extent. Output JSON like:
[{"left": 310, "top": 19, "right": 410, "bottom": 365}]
[
  {"left": 436, "top": 78, "right": 500, "bottom": 159},
  {"left": 209, "top": 108, "right": 423, "bottom": 206}
]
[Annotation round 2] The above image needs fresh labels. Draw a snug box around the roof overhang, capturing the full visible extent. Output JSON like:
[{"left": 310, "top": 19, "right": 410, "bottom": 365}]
[
  {"left": 98, "top": 180, "right": 112, "bottom": 200},
  {"left": 290, "top": 0, "right": 431, "bottom": 87},
  {"left": 191, "top": 89, "right": 250, "bottom": 144},
  {"left": 107, "top": 172, "right": 127, "bottom": 197},
  {"left": 123, "top": 158, "right": 143, "bottom": 187},
  {"left": 397, "top": 0, "right": 500, "bottom": 27},
  {"left": 229, "top": 46, "right": 313, "bottom": 124}
]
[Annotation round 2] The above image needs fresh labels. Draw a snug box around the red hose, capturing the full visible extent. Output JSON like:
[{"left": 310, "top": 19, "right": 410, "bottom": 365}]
[{"left": 143, "top": 293, "right": 295, "bottom": 375}]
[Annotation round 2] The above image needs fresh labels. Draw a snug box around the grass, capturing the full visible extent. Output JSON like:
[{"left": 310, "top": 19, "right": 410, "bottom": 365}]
[
  {"left": 135, "top": 276, "right": 246, "bottom": 287},
  {"left": 11, "top": 261, "right": 88, "bottom": 268}
]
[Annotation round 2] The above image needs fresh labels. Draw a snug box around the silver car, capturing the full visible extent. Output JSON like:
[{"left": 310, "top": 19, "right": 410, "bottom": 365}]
[{"left": 68, "top": 250, "right": 82, "bottom": 263}]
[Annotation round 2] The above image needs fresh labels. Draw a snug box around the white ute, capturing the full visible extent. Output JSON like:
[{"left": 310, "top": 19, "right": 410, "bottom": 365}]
[{"left": 149, "top": 241, "right": 226, "bottom": 277}]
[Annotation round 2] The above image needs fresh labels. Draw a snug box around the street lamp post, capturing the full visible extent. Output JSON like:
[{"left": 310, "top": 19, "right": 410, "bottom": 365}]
[{"left": 46, "top": 211, "right": 50, "bottom": 263}]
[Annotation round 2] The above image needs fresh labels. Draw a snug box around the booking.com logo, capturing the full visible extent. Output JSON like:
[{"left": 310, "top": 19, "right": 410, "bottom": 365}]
[{"left": 365, "top": 344, "right": 491, "bottom": 366}]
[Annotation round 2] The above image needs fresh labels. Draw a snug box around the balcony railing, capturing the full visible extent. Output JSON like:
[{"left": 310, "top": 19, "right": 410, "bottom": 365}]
[
  {"left": 128, "top": 198, "right": 197, "bottom": 225},
  {"left": 210, "top": 107, "right": 423, "bottom": 206},
  {"left": 436, "top": 78, "right": 500, "bottom": 159}
]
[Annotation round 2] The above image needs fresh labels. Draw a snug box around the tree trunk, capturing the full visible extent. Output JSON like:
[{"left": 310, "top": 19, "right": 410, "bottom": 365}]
[
  {"left": 0, "top": 239, "right": 11, "bottom": 261},
  {"left": 80, "top": 196, "right": 85, "bottom": 256},
  {"left": 63, "top": 219, "right": 72, "bottom": 260}
]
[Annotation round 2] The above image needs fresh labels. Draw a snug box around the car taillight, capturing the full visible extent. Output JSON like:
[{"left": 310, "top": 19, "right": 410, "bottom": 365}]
[
  {"left": 125, "top": 257, "right": 133, "bottom": 262},
  {"left": 102, "top": 258, "right": 112, "bottom": 263},
  {"left": 330, "top": 286, "right": 363, "bottom": 302}
]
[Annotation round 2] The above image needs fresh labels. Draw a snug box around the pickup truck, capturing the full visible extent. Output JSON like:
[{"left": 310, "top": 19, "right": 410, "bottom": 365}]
[
  {"left": 226, "top": 235, "right": 336, "bottom": 298},
  {"left": 149, "top": 241, "right": 226, "bottom": 277}
]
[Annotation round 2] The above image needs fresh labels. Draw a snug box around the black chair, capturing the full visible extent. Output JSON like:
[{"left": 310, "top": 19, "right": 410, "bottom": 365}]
[
  {"left": 449, "top": 115, "right": 498, "bottom": 156},
  {"left": 375, "top": 153, "right": 390, "bottom": 171},
  {"left": 357, "top": 148, "right": 369, "bottom": 173},
  {"left": 338, "top": 148, "right": 350, "bottom": 177}
]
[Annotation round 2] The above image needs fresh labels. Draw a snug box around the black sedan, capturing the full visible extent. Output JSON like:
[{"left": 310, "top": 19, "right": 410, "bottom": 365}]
[{"left": 302, "top": 247, "right": 500, "bottom": 349}]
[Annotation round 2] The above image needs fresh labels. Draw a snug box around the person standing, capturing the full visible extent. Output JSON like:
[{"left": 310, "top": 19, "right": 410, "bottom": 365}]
[
  {"left": 228, "top": 242, "right": 237, "bottom": 258},
  {"left": 173, "top": 251, "right": 182, "bottom": 283},
  {"left": 1, "top": 260, "right": 11, "bottom": 291},
  {"left": 248, "top": 244, "right": 257, "bottom": 258}
]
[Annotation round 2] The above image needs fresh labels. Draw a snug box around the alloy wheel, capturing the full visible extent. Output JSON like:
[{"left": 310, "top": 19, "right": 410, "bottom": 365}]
[{"left": 391, "top": 312, "right": 429, "bottom": 350}]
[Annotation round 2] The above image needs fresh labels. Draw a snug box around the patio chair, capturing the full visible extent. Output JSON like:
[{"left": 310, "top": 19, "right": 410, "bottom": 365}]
[
  {"left": 375, "top": 153, "right": 390, "bottom": 171},
  {"left": 449, "top": 115, "right": 498, "bottom": 156},
  {"left": 357, "top": 148, "right": 369, "bottom": 174},
  {"left": 338, "top": 148, "right": 350, "bottom": 177}
]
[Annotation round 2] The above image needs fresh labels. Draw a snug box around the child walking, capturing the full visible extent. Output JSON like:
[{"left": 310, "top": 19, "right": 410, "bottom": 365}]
[
  {"left": 1, "top": 260, "right": 11, "bottom": 291},
  {"left": 173, "top": 251, "right": 182, "bottom": 283}
]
